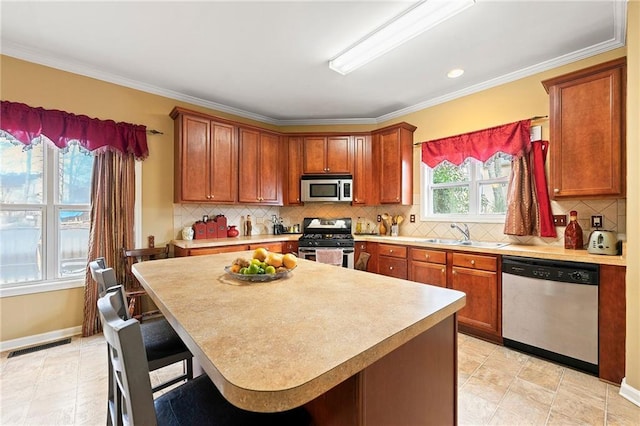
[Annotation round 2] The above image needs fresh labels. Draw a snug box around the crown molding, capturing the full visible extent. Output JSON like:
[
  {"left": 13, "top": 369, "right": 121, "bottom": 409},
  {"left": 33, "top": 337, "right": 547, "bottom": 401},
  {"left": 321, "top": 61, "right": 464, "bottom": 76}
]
[
  {"left": 1, "top": 0, "right": 627, "bottom": 127},
  {"left": 0, "top": 41, "right": 280, "bottom": 126}
]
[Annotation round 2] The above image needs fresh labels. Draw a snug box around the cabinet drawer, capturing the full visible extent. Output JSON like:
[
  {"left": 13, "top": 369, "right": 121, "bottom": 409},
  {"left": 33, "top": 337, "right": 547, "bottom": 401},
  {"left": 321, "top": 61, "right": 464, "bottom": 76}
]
[
  {"left": 378, "top": 256, "right": 407, "bottom": 279},
  {"left": 249, "top": 242, "right": 282, "bottom": 253},
  {"left": 189, "top": 245, "right": 249, "bottom": 256},
  {"left": 452, "top": 252, "right": 497, "bottom": 271},
  {"left": 409, "top": 248, "right": 446, "bottom": 264},
  {"left": 378, "top": 244, "right": 407, "bottom": 259}
]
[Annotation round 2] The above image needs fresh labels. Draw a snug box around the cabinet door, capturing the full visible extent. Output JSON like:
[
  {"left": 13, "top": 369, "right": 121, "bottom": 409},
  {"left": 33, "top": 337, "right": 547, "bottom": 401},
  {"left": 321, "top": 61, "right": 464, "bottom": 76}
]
[
  {"left": 410, "top": 261, "right": 447, "bottom": 287},
  {"left": 378, "top": 256, "right": 407, "bottom": 279},
  {"left": 373, "top": 124, "right": 414, "bottom": 205},
  {"left": 286, "top": 137, "right": 303, "bottom": 205},
  {"left": 599, "top": 265, "right": 626, "bottom": 383},
  {"left": 303, "top": 137, "right": 327, "bottom": 174},
  {"left": 543, "top": 58, "right": 625, "bottom": 198},
  {"left": 209, "top": 121, "right": 237, "bottom": 203},
  {"left": 451, "top": 267, "right": 500, "bottom": 338},
  {"left": 238, "top": 128, "right": 260, "bottom": 203},
  {"left": 257, "top": 132, "right": 282, "bottom": 204},
  {"left": 353, "top": 135, "right": 371, "bottom": 205},
  {"left": 326, "top": 136, "right": 353, "bottom": 173},
  {"left": 379, "top": 129, "right": 402, "bottom": 204},
  {"left": 283, "top": 241, "right": 299, "bottom": 254},
  {"left": 178, "top": 115, "right": 210, "bottom": 202},
  {"left": 238, "top": 129, "right": 282, "bottom": 205}
]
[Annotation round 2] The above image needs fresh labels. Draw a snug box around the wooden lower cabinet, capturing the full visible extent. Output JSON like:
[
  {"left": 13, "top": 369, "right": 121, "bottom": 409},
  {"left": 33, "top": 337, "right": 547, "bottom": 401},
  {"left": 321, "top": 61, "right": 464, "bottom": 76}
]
[
  {"left": 449, "top": 252, "right": 501, "bottom": 343},
  {"left": 377, "top": 244, "right": 407, "bottom": 279},
  {"left": 174, "top": 244, "right": 249, "bottom": 257},
  {"left": 355, "top": 241, "right": 377, "bottom": 273},
  {"left": 599, "top": 264, "right": 626, "bottom": 383},
  {"left": 409, "top": 248, "right": 447, "bottom": 287},
  {"left": 174, "top": 242, "right": 284, "bottom": 257},
  {"left": 249, "top": 242, "right": 283, "bottom": 253},
  {"left": 282, "top": 241, "right": 299, "bottom": 255}
]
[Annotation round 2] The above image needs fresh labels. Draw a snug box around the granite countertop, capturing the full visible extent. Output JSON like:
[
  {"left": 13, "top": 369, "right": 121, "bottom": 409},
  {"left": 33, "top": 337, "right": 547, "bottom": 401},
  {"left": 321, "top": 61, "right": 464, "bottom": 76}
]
[
  {"left": 132, "top": 252, "right": 466, "bottom": 411},
  {"left": 172, "top": 234, "right": 626, "bottom": 267}
]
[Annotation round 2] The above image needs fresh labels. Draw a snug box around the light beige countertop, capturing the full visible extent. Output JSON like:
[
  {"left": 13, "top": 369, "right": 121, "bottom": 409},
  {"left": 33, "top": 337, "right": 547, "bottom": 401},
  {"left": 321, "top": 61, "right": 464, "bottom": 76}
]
[
  {"left": 361, "top": 235, "right": 627, "bottom": 267},
  {"left": 172, "top": 234, "right": 626, "bottom": 267},
  {"left": 172, "top": 234, "right": 300, "bottom": 249},
  {"left": 132, "top": 252, "right": 466, "bottom": 412}
]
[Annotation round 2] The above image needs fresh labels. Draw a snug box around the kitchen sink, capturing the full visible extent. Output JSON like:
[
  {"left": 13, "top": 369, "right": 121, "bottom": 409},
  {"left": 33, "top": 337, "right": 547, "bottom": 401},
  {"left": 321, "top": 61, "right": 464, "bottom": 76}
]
[
  {"left": 420, "top": 238, "right": 462, "bottom": 245},
  {"left": 420, "top": 238, "right": 509, "bottom": 248},
  {"left": 457, "top": 241, "right": 510, "bottom": 248}
]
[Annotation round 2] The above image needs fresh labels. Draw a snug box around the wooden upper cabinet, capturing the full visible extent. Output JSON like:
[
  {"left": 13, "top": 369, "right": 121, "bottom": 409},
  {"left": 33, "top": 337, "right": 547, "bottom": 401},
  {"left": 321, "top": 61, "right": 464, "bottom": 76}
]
[
  {"left": 372, "top": 123, "right": 416, "bottom": 205},
  {"left": 303, "top": 136, "right": 353, "bottom": 174},
  {"left": 238, "top": 127, "right": 282, "bottom": 205},
  {"left": 285, "top": 137, "right": 303, "bottom": 205},
  {"left": 172, "top": 109, "right": 237, "bottom": 203},
  {"left": 542, "top": 57, "right": 626, "bottom": 199},
  {"left": 353, "top": 135, "right": 371, "bottom": 205}
]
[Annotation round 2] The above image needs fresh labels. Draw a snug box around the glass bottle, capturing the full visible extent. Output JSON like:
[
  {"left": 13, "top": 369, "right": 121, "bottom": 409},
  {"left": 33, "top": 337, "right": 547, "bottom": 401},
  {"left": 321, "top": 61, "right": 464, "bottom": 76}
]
[
  {"left": 355, "top": 217, "right": 363, "bottom": 234},
  {"left": 564, "top": 210, "right": 584, "bottom": 249}
]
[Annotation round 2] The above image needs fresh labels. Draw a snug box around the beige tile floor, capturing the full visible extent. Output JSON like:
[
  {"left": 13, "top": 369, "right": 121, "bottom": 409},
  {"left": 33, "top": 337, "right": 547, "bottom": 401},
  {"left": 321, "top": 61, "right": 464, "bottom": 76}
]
[{"left": 1, "top": 333, "right": 639, "bottom": 425}]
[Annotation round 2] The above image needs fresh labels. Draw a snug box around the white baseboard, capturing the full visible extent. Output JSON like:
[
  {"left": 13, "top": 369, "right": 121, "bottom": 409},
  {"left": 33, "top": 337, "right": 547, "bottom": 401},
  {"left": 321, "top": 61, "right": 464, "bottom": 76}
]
[
  {"left": 620, "top": 377, "right": 640, "bottom": 407},
  {"left": 0, "top": 326, "right": 82, "bottom": 352}
]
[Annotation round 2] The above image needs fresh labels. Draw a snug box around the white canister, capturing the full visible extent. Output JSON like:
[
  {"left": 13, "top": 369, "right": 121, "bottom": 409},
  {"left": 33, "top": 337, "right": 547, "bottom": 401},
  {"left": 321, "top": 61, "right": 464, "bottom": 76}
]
[{"left": 182, "top": 226, "right": 194, "bottom": 240}]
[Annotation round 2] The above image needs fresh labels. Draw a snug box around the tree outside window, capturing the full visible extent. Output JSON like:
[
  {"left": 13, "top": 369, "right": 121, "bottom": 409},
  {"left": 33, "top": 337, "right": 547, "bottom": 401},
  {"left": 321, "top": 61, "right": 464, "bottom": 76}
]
[
  {"left": 0, "top": 133, "right": 94, "bottom": 286},
  {"left": 423, "top": 153, "right": 511, "bottom": 221}
]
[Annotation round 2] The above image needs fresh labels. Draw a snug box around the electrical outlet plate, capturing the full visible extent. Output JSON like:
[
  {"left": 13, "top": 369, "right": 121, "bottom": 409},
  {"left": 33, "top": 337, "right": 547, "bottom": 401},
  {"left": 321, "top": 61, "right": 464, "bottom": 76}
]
[
  {"left": 410, "top": 214, "right": 416, "bottom": 223},
  {"left": 377, "top": 215, "right": 382, "bottom": 222},
  {"left": 591, "top": 215, "right": 603, "bottom": 228},
  {"left": 553, "top": 215, "right": 567, "bottom": 226}
]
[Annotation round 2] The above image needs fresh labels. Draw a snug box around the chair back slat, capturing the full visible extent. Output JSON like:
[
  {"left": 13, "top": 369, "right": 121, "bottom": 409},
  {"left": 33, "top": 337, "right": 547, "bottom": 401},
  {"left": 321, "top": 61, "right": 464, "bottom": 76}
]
[
  {"left": 98, "top": 287, "right": 157, "bottom": 425},
  {"left": 93, "top": 267, "right": 119, "bottom": 298},
  {"left": 88, "top": 257, "right": 106, "bottom": 282}
]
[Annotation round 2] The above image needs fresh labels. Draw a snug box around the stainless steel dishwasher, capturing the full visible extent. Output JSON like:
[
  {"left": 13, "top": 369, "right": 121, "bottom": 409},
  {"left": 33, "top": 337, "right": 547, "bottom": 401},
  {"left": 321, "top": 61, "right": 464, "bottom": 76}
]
[{"left": 502, "top": 256, "right": 599, "bottom": 375}]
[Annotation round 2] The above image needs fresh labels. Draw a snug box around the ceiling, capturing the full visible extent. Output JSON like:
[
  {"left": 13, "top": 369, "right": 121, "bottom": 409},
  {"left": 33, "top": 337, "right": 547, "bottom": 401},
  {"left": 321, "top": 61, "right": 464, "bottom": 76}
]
[{"left": 0, "top": 1, "right": 627, "bottom": 126}]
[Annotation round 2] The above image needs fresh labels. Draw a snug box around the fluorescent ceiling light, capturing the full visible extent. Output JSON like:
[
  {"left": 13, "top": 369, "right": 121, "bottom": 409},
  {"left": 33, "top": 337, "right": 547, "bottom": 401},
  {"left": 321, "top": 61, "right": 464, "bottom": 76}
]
[{"left": 329, "top": 0, "right": 476, "bottom": 75}]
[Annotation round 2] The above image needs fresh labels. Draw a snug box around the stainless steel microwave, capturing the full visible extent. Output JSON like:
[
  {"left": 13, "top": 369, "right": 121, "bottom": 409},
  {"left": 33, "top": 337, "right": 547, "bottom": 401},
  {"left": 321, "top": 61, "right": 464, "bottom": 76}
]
[{"left": 301, "top": 175, "right": 353, "bottom": 203}]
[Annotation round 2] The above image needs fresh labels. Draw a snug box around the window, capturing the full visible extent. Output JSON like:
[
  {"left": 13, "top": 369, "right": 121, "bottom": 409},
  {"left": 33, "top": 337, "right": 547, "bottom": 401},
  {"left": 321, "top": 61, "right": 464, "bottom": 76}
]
[
  {"left": 0, "top": 133, "right": 94, "bottom": 287},
  {"left": 421, "top": 153, "right": 511, "bottom": 222}
]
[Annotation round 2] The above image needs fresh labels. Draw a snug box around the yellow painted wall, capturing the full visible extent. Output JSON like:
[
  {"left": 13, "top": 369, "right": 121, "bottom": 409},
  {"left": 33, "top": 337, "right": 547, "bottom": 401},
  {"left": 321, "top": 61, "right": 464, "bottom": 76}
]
[
  {"left": 0, "top": 19, "right": 637, "bottom": 391},
  {"left": 624, "top": 0, "right": 639, "bottom": 391}
]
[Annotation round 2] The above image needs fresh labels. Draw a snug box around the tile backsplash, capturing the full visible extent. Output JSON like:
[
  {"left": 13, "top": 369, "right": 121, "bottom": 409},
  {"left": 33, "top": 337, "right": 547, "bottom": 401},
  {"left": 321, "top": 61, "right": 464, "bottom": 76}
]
[{"left": 173, "top": 197, "right": 625, "bottom": 247}]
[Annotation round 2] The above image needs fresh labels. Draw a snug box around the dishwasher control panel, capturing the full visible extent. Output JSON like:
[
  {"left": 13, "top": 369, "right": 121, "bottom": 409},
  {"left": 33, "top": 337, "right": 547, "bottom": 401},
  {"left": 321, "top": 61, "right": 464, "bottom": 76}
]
[{"left": 503, "top": 256, "right": 598, "bottom": 285}]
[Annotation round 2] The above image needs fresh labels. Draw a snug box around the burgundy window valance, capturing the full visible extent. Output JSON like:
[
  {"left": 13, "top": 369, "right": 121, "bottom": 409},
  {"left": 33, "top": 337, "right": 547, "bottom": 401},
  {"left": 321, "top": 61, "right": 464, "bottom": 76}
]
[
  {"left": 0, "top": 101, "right": 149, "bottom": 159},
  {"left": 421, "top": 119, "right": 531, "bottom": 167}
]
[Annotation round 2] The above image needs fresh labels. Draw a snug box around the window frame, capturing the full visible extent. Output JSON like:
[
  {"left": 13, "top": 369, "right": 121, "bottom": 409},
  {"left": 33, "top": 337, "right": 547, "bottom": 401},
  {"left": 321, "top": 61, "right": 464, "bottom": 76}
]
[
  {"left": 0, "top": 137, "right": 93, "bottom": 295},
  {"left": 420, "top": 156, "right": 511, "bottom": 224}
]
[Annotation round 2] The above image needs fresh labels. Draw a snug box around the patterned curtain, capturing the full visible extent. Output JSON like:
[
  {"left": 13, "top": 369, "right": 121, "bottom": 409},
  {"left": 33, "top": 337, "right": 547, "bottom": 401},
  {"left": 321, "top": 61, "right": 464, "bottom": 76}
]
[
  {"left": 82, "top": 150, "right": 136, "bottom": 336},
  {"left": 1, "top": 101, "right": 148, "bottom": 158},
  {"left": 504, "top": 140, "right": 556, "bottom": 237}
]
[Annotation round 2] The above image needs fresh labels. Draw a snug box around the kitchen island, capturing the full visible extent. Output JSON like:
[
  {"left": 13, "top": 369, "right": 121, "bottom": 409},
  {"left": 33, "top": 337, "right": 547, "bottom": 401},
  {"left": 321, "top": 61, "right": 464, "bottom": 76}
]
[{"left": 133, "top": 252, "right": 466, "bottom": 425}]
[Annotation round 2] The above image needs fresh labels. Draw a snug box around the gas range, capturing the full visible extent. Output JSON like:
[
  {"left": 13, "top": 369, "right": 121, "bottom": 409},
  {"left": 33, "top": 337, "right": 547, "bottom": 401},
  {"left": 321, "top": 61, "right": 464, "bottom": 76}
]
[{"left": 298, "top": 217, "right": 355, "bottom": 248}]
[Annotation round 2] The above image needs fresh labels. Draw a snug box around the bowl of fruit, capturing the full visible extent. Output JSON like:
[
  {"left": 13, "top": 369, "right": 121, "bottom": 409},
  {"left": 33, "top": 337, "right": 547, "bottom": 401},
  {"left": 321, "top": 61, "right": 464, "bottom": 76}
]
[{"left": 225, "top": 248, "right": 298, "bottom": 283}]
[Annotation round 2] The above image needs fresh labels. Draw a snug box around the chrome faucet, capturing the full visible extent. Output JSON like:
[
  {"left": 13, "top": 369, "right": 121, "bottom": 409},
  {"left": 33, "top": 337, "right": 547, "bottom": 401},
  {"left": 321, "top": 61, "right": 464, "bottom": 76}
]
[{"left": 451, "top": 223, "right": 470, "bottom": 241}]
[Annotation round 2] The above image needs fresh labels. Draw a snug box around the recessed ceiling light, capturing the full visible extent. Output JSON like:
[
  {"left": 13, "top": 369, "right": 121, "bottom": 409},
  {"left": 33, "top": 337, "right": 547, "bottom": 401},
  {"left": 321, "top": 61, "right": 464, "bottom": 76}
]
[{"left": 447, "top": 69, "right": 465, "bottom": 78}]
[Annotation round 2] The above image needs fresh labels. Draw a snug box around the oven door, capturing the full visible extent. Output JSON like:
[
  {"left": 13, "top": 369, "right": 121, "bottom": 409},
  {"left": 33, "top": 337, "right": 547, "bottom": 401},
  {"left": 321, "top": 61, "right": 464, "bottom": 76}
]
[{"left": 298, "top": 247, "right": 354, "bottom": 268}]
